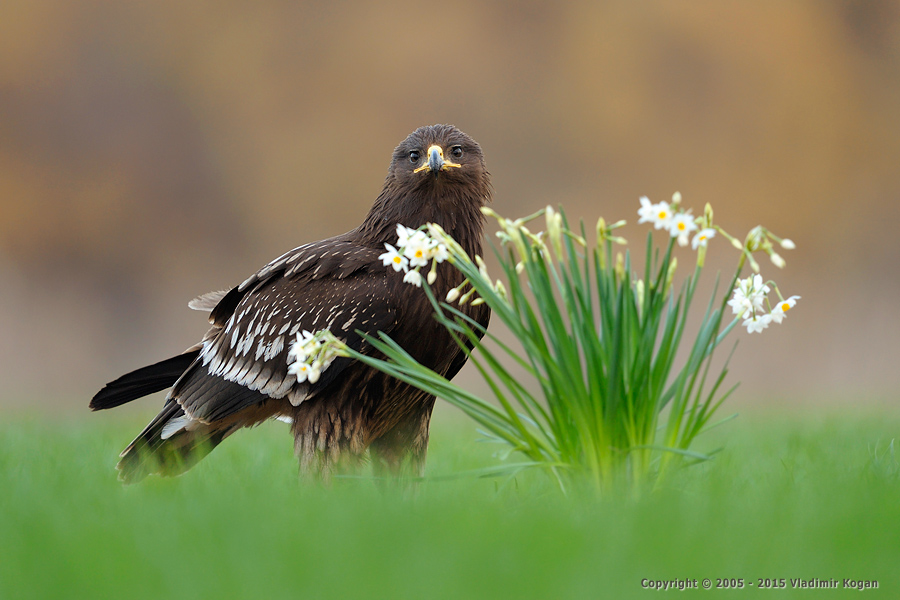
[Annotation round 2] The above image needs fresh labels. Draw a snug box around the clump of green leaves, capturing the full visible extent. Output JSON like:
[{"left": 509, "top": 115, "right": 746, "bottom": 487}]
[{"left": 325, "top": 194, "right": 798, "bottom": 496}]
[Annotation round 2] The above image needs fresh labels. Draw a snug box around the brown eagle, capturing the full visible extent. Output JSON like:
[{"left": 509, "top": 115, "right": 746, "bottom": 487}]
[{"left": 91, "top": 124, "right": 492, "bottom": 483}]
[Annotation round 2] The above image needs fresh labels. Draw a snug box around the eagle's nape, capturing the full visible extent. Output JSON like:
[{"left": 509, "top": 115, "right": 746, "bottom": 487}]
[{"left": 91, "top": 124, "right": 492, "bottom": 483}]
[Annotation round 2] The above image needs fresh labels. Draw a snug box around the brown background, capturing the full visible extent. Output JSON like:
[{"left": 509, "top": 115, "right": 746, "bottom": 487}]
[{"left": 2, "top": 1, "right": 898, "bottom": 413}]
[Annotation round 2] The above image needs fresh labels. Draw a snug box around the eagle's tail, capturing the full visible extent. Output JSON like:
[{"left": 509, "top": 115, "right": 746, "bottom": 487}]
[
  {"left": 89, "top": 351, "right": 199, "bottom": 411},
  {"left": 116, "top": 400, "right": 233, "bottom": 484},
  {"left": 90, "top": 348, "right": 232, "bottom": 484}
]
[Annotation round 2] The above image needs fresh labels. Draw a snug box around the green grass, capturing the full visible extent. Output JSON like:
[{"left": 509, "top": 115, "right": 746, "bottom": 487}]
[{"left": 2, "top": 409, "right": 898, "bottom": 599}]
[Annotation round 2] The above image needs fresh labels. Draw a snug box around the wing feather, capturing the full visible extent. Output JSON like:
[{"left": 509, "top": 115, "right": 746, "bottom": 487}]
[{"left": 170, "top": 240, "right": 398, "bottom": 424}]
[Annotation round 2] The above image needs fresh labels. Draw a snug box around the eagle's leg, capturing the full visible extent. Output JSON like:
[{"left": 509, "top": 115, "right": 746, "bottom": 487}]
[
  {"left": 290, "top": 402, "right": 367, "bottom": 481},
  {"left": 369, "top": 396, "right": 435, "bottom": 481}
]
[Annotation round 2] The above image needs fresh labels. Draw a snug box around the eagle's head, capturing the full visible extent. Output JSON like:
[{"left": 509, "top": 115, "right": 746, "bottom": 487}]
[
  {"left": 361, "top": 124, "right": 492, "bottom": 247},
  {"left": 390, "top": 124, "right": 489, "bottom": 191}
]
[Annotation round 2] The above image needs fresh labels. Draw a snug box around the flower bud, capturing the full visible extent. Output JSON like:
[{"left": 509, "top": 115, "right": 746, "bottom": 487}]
[
  {"left": 426, "top": 260, "right": 439, "bottom": 284},
  {"left": 446, "top": 287, "right": 461, "bottom": 303},
  {"left": 494, "top": 280, "right": 508, "bottom": 300},
  {"left": 770, "top": 252, "right": 786, "bottom": 269},
  {"left": 308, "top": 362, "right": 323, "bottom": 384},
  {"left": 475, "top": 255, "right": 490, "bottom": 281},
  {"left": 749, "top": 256, "right": 760, "bottom": 273},
  {"left": 664, "top": 257, "right": 678, "bottom": 295},
  {"left": 746, "top": 226, "right": 764, "bottom": 252},
  {"left": 543, "top": 208, "right": 562, "bottom": 256},
  {"left": 696, "top": 245, "right": 707, "bottom": 269},
  {"left": 672, "top": 191, "right": 682, "bottom": 206},
  {"left": 459, "top": 287, "right": 477, "bottom": 305},
  {"left": 780, "top": 238, "right": 795, "bottom": 250},
  {"left": 704, "top": 202, "right": 714, "bottom": 227}
]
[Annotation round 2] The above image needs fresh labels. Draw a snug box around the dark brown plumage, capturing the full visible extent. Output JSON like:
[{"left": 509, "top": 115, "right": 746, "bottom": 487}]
[{"left": 91, "top": 124, "right": 492, "bottom": 483}]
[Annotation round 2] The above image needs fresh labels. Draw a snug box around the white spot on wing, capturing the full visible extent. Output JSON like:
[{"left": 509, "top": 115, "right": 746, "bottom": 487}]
[
  {"left": 265, "top": 335, "right": 284, "bottom": 361},
  {"left": 161, "top": 416, "right": 192, "bottom": 440}
]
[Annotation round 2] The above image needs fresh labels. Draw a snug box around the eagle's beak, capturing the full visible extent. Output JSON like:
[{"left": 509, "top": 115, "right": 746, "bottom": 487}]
[
  {"left": 427, "top": 145, "right": 444, "bottom": 173},
  {"left": 414, "top": 145, "right": 461, "bottom": 174}
]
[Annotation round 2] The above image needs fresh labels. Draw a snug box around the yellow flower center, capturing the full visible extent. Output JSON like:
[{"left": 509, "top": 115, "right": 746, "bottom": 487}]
[
  {"left": 782, "top": 302, "right": 791, "bottom": 312},
  {"left": 677, "top": 222, "right": 686, "bottom": 231},
  {"left": 658, "top": 211, "right": 667, "bottom": 219},
  {"left": 415, "top": 250, "right": 423, "bottom": 258},
  {"left": 699, "top": 235, "right": 707, "bottom": 241},
  {"left": 393, "top": 256, "right": 402, "bottom": 264}
]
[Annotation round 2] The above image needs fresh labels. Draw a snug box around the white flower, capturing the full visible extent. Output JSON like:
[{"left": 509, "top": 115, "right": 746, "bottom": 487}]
[
  {"left": 637, "top": 196, "right": 656, "bottom": 225},
  {"left": 402, "top": 235, "right": 433, "bottom": 268},
  {"left": 645, "top": 200, "right": 673, "bottom": 230},
  {"left": 296, "top": 329, "right": 316, "bottom": 344},
  {"left": 403, "top": 269, "right": 423, "bottom": 287},
  {"left": 287, "top": 329, "right": 341, "bottom": 384},
  {"left": 288, "top": 330, "right": 318, "bottom": 363},
  {"left": 743, "top": 312, "right": 772, "bottom": 334},
  {"left": 728, "top": 274, "right": 770, "bottom": 319},
  {"left": 379, "top": 243, "right": 408, "bottom": 272},
  {"left": 290, "top": 361, "right": 312, "bottom": 383},
  {"left": 668, "top": 213, "right": 698, "bottom": 246},
  {"left": 395, "top": 224, "right": 417, "bottom": 247},
  {"left": 691, "top": 228, "right": 716, "bottom": 250},
  {"left": 770, "top": 295, "right": 800, "bottom": 324},
  {"left": 429, "top": 243, "right": 449, "bottom": 263},
  {"left": 409, "top": 228, "right": 430, "bottom": 245}
]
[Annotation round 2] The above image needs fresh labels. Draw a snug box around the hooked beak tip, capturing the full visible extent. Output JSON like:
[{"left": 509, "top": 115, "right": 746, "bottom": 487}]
[{"left": 427, "top": 145, "right": 444, "bottom": 173}]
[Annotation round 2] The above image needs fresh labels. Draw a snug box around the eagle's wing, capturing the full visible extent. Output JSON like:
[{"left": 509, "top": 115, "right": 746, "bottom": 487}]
[{"left": 170, "top": 239, "right": 398, "bottom": 424}]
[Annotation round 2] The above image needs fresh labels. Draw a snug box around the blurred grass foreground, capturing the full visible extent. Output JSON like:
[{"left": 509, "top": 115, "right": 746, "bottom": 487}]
[{"left": 2, "top": 412, "right": 898, "bottom": 598}]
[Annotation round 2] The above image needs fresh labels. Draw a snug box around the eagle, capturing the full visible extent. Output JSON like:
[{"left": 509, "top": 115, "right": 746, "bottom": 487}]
[{"left": 90, "top": 124, "right": 492, "bottom": 483}]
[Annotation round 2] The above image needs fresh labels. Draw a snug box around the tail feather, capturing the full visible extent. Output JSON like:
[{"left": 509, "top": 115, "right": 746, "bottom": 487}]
[
  {"left": 116, "top": 400, "right": 232, "bottom": 484},
  {"left": 90, "top": 351, "right": 200, "bottom": 410}
]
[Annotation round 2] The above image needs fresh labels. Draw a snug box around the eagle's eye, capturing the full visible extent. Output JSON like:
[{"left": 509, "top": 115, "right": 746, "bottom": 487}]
[
  {"left": 450, "top": 145, "right": 463, "bottom": 159},
  {"left": 408, "top": 150, "right": 421, "bottom": 163}
]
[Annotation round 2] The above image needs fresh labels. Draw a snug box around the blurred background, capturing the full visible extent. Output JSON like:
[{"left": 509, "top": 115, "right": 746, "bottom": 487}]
[{"left": 1, "top": 0, "right": 898, "bottom": 413}]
